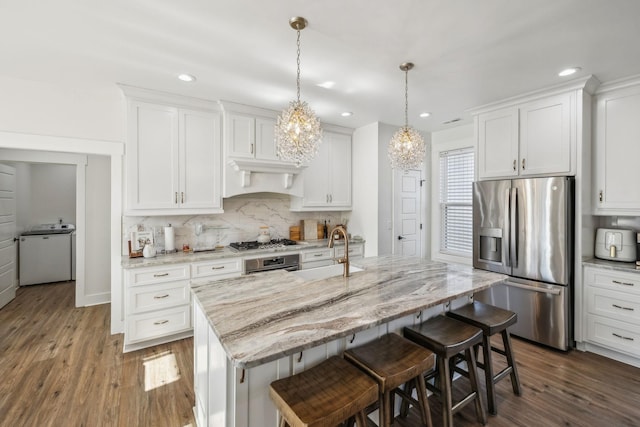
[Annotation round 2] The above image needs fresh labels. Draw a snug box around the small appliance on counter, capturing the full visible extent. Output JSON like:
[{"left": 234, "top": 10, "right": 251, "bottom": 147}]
[{"left": 595, "top": 228, "right": 637, "bottom": 262}]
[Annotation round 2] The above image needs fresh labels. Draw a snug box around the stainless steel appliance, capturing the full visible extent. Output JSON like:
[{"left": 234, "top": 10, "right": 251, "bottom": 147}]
[
  {"left": 472, "top": 176, "right": 574, "bottom": 350},
  {"left": 244, "top": 253, "right": 300, "bottom": 274}
]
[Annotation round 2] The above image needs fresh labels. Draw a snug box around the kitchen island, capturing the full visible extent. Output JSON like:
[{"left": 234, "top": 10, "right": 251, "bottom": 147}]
[{"left": 191, "top": 255, "right": 506, "bottom": 427}]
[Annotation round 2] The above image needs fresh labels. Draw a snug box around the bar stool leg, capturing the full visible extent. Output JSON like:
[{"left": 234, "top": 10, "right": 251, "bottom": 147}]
[
  {"left": 466, "top": 347, "right": 487, "bottom": 425},
  {"left": 481, "top": 333, "right": 497, "bottom": 415},
  {"left": 503, "top": 330, "right": 522, "bottom": 396},
  {"left": 440, "top": 356, "right": 453, "bottom": 427},
  {"left": 415, "top": 373, "right": 434, "bottom": 427}
]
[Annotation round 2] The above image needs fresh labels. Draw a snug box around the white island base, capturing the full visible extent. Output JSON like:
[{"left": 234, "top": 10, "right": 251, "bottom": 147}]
[{"left": 193, "top": 298, "right": 465, "bottom": 427}]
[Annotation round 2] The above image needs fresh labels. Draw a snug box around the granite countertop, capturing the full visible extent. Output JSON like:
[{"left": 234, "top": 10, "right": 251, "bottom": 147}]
[
  {"left": 192, "top": 255, "right": 506, "bottom": 369},
  {"left": 121, "top": 238, "right": 364, "bottom": 269},
  {"left": 583, "top": 257, "right": 640, "bottom": 274}
]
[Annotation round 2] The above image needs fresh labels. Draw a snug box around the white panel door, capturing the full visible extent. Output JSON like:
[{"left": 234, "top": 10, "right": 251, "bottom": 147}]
[
  {"left": 0, "top": 163, "right": 16, "bottom": 309},
  {"left": 477, "top": 107, "right": 519, "bottom": 179},
  {"left": 225, "top": 113, "right": 255, "bottom": 158},
  {"left": 393, "top": 170, "right": 422, "bottom": 256}
]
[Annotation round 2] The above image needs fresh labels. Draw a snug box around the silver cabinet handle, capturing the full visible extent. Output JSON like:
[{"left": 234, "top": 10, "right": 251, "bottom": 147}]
[
  {"left": 154, "top": 320, "right": 169, "bottom": 325},
  {"left": 211, "top": 266, "right": 225, "bottom": 270},
  {"left": 175, "top": 192, "right": 178, "bottom": 204},
  {"left": 521, "top": 158, "right": 525, "bottom": 170},
  {"left": 612, "top": 304, "right": 634, "bottom": 311},
  {"left": 512, "top": 159, "right": 516, "bottom": 171},
  {"left": 153, "top": 294, "right": 170, "bottom": 299},
  {"left": 612, "top": 333, "right": 634, "bottom": 341},
  {"left": 313, "top": 253, "right": 323, "bottom": 257},
  {"left": 181, "top": 192, "right": 185, "bottom": 203},
  {"left": 612, "top": 280, "right": 634, "bottom": 287},
  {"left": 599, "top": 190, "right": 603, "bottom": 203},
  {"left": 250, "top": 143, "right": 254, "bottom": 155},
  {"left": 153, "top": 272, "right": 169, "bottom": 277}
]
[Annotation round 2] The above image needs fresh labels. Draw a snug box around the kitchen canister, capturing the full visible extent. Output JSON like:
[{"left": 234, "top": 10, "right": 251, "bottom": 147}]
[{"left": 164, "top": 224, "right": 175, "bottom": 252}]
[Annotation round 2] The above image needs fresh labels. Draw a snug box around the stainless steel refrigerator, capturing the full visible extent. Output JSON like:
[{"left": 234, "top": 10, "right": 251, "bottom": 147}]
[{"left": 473, "top": 176, "right": 574, "bottom": 350}]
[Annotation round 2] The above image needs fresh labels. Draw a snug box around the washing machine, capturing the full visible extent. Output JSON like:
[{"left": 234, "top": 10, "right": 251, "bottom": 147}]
[{"left": 19, "top": 224, "right": 75, "bottom": 286}]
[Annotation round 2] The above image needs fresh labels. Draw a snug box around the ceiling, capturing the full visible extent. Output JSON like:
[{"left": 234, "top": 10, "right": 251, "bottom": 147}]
[{"left": 2, "top": 0, "right": 640, "bottom": 133}]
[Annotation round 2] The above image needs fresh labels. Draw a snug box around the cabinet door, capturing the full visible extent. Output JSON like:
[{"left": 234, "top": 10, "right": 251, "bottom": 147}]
[
  {"left": 519, "top": 93, "right": 572, "bottom": 176},
  {"left": 179, "top": 109, "right": 222, "bottom": 210},
  {"left": 255, "top": 117, "right": 278, "bottom": 161},
  {"left": 477, "top": 107, "right": 519, "bottom": 179},
  {"left": 327, "top": 132, "right": 352, "bottom": 207},
  {"left": 594, "top": 86, "right": 640, "bottom": 214},
  {"left": 226, "top": 113, "right": 255, "bottom": 158},
  {"left": 301, "top": 137, "right": 331, "bottom": 207},
  {"left": 127, "top": 101, "right": 179, "bottom": 209}
]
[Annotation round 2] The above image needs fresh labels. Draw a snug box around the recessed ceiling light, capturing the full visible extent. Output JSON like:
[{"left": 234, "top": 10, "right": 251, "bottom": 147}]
[
  {"left": 341, "top": 112, "right": 353, "bottom": 117},
  {"left": 558, "top": 67, "right": 581, "bottom": 77},
  {"left": 178, "top": 73, "right": 196, "bottom": 82},
  {"left": 317, "top": 81, "right": 335, "bottom": 89},
  {"left": 419, "top": 112, "right": 431, "bottom": 118}
]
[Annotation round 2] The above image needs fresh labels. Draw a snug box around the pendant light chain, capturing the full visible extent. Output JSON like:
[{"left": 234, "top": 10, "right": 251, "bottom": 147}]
[
  {"left": 296, "top": 29, "right": 301, "bottom": 103},
  {"left": 404, "top": 67, "right": 409, "bottom": 128}
]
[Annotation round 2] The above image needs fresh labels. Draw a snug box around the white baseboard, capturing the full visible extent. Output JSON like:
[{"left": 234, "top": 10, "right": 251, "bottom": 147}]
[{"left": 80, "top": 291, "right": 110, "bottom": 307}]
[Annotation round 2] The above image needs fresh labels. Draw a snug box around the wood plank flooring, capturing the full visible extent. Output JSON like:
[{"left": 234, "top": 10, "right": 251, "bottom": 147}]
[{"left": 2, "top": 282, "right": 640, "bottom": 426}]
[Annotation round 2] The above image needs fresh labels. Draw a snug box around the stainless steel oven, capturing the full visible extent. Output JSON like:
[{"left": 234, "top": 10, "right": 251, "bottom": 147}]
[{"left": 244, "top": 253, "right": 300, "bottom": 274}]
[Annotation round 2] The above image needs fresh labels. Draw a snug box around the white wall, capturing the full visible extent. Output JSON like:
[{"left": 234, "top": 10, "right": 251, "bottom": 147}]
[
  {"left": 14, "top": 163, "right": 31, "bottom": 233},
  {"left": 351, "top": 122, "right": 380, "bottom": 256},
  {"left": 29, "top": 164, "right": 76, "bottom": 225}
]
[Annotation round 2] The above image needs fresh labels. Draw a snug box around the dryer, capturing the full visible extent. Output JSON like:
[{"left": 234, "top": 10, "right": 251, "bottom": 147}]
[{"left": 19, "top": 224, "right": 75, "bottom": 286}]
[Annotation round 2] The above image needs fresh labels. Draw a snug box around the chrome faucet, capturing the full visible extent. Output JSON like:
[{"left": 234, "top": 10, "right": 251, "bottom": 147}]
[{"left": 328, "top": 225, "right": 349, "bottom": 277}]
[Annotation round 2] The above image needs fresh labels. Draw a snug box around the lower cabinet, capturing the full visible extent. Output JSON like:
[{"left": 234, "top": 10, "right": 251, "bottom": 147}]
[
  {"left": 299, "top": 247, "right": 334, "bottom": 270},
  {"left": 582, "top": 265, "right": 640, "bottom": 365}
]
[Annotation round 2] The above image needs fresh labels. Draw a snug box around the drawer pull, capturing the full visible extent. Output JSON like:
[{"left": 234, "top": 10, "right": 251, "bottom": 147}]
[
  {"left": 313, "top": 254, "right": 323, "bottom": 257},
  {"left": 154, "top": 294, "right": 170, "bottom": 299},
  {"left": 612, "top": 304, "right": 634, "bottom": 311},
  {"left": 212, "top": 266, "right": 225, "bottom": 270},
  {"left": 153, "top": 273, "right": 170, "bottom": 277},
  {"left": 612, "top": 333, "right": 634, "bottom": 341},
  {"left": 153, "top": 320, "right": 169, "bottom": 325},
  {"left": 612, "top": 280, "right": 634, "bottom": 286}
]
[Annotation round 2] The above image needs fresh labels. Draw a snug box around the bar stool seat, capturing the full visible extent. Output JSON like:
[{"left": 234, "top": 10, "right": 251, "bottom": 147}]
[
  {"left": 344, "top": 333, "right": 435, "bottom": 427},
  {"left": 404, "top": 316, "right": 486, "bottom": 427},
  {"left": 446, "top": 301, "right": 522, "bottom": 415},
  {"left": 269, "top": 355, "right": 378, "bottom": 427}
]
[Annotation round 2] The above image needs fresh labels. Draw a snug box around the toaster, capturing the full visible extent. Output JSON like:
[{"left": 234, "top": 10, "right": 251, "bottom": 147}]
[{"left": 595, "top": 228, "right": 637, "bottom": 262}]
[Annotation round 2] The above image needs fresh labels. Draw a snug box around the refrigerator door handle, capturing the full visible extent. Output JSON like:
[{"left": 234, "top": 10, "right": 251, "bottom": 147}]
[
  {"left": 510, "top": 187, "right": 518, "bottom": 268},
  {"left": 504, "top": 188, "right": 511, "bottom": 267},
  {"left": 504, "top": 279, "right": 562, "bottom": 296}
]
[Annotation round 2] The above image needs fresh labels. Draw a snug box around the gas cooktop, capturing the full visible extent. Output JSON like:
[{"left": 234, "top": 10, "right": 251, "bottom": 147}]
[{"left": 229, "top": 239, "right": 298, "bottom": 252}]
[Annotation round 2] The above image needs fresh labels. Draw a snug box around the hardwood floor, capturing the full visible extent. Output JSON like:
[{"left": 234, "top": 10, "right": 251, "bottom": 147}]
[
  {"left": 0, "top": 282, "right": 195, "bottom": 427},
  {"left": 2, "top": 282, "right": 640, "bottom": 426}
]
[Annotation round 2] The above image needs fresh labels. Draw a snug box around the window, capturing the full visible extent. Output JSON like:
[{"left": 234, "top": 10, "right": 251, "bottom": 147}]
[{"left": 439, "top": 148, "right": 474, "bottom": 256}]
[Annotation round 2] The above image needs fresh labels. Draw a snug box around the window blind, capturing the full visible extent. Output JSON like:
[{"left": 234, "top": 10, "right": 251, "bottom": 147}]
[{"left": 439, "top": 148, "right": 474, "bottom": 256}]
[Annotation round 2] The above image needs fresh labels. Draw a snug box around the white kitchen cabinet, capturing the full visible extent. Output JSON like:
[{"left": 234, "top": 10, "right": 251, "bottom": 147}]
[
  {"left": 583, "top": 265, "right": 640, "bottom": 363},
  {"left": 225, "top": 112, "right": 279, "bottom": 161},
  {"left": 191, "top": 257, "right": 243, "bottom": 281},
  {"left": 125, "top": 93, "right": 223, "bottom": 215},
  {"left": 300, "top": 247, "right": 334, "bottom": 269},
  {"left": 593, "top": 81, "right": 640, "bottom": 215},
  {"left": 124, "top": 263, "right": 192, "bottom": 352},
  {"left": 475, "top": 91, "right": 574, "bottom": 180},
  {"left": 291, "top": 130, "right": 353, "bottom": 211},
  {"left": 334, "top": 242, "right": 364, "bottom": 260}
]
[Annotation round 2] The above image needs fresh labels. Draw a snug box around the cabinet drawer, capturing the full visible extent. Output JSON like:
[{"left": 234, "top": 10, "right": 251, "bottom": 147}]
[
  {"left": 586, "top": 286, "right": 640, "bottom": 325},
  {"left": 127, "top": 264, "right": 190, "bottom": 287},
  {"left": 301, "top": 259, "right": 334, "bottom": 270},
  {"left": 586, "top": 314, "right": 640, "bottom": 356},
  {"left": 335, "top": 244, "right": 364, "bottom": 259},
  {"left": 126, "top": 305, "right": 192, "bottom": 343},
  {"left": 584, "top": 267, "right": 640, "bottom": 295},
  {"left": 300, "top": 248, "right": 333, "bottom": 263},
  {"left": 127, "top": 281, "right": 190, "bottom": 315},
  {"left": 191, "top": 258, "right": 242, "bottom": 279}
]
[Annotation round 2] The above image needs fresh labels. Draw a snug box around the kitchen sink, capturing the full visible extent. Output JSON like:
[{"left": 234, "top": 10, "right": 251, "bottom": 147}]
[{"left": 291, "top": 264, "right": 363, "bottom": 281}]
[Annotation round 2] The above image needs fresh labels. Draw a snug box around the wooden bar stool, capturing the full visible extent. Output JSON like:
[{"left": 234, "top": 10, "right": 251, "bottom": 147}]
[
  {"left": 269, "top": 355, "right": 378, "bottom": 427},
  {"left": 404, "top": 316, "right": 486, "bottom": 427},
  {"left": 343, "top": 333, "right": 435, "bottom": 427},
  {"left": 446, "top": 301, "right": 522, "bottom": 415}
]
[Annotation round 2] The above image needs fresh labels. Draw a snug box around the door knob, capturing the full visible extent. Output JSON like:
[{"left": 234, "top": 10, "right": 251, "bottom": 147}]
[{"left": 397, "top": 235, "right": 405, "bottom": 240}]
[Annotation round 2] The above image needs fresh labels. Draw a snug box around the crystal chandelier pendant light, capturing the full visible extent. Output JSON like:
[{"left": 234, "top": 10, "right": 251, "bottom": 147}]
[
  {"left": 388, "top": 62, "right": 426, "bottom": 170},
  {"left": 276, "top": 17, "right": 322, "bottom": 167}
]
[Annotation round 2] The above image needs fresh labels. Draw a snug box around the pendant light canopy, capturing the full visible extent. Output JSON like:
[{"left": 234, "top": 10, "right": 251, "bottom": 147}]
[
  {"left": 388, "top": 62, "right": 426, "bottom": 170},
  {"left": 275, "top": 16, "right": 322, "bottom": 167}
]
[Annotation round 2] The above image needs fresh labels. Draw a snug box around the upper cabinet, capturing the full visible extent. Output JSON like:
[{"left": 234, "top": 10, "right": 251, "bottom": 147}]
[
  {"left": 291, "top": 128, "right": 353, "bottom": 211},
  {"left": 475, "top": 92, "right": 574, "bottom": 180},
  {"left": 122, "top": 86, "right": 223, "bottom": 215},
  {"left": 225, "top": 112, "right": 278, "bottom": 161},
  {"left": 593, "top": 79, "right": 640, "bottom": 215}
]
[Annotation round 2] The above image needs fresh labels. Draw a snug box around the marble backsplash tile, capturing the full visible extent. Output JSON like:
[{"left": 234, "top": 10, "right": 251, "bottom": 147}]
[{"left": 123, "top": 194, "right": 350, "bottom": 254}]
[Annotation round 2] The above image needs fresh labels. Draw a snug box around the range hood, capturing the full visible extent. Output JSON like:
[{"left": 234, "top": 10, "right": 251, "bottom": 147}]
[{"left": 223, "top": 157, "right": 306, "bottom": 198}]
